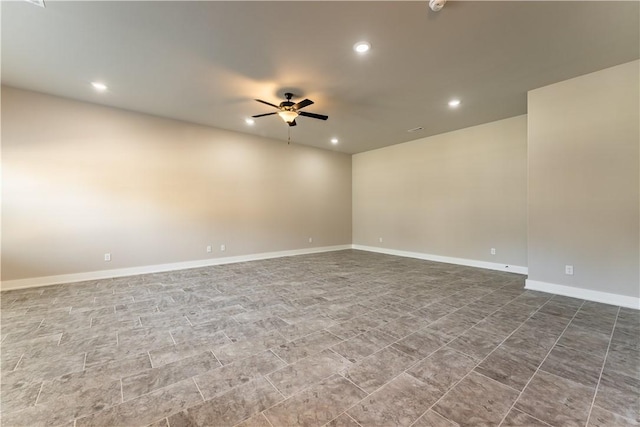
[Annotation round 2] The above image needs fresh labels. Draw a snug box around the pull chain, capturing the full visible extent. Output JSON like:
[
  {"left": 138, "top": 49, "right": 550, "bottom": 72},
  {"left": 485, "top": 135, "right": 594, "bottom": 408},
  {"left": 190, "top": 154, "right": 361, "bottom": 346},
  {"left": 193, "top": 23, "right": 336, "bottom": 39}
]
[{"left": 288, "top": 126, "right": 291, "bottom": 145}]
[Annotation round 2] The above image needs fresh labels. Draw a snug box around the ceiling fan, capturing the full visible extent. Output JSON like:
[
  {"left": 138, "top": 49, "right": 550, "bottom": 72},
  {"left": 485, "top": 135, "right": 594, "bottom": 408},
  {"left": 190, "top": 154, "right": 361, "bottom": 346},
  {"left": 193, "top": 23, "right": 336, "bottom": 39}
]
[{"left": 252, "top": 93, "right": 328, "bottom": 127}]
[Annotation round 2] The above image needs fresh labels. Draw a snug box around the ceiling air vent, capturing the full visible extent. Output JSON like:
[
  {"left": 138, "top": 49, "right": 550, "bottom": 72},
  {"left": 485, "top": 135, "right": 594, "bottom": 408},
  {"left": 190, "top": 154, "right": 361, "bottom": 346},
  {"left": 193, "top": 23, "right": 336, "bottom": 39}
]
[
  {"left": 24, "top": 0, "right": 46, "bottom": 8},
  {"left": 407, "top": 127, "right": 424, "bottom": 133}
]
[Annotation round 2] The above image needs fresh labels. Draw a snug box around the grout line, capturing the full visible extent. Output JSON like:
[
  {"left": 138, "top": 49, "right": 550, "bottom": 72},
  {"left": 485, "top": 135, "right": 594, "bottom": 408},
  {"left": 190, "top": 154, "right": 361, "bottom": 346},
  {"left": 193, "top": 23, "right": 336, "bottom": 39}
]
[
  {"left": 169, "top": 331, "right": 177, "bottom": 345},
  {"left": 120, "top": 378, "right": 124, "bottom": 403},
  {"left": 116, "top": 331, "right": 119, "bottom": 346},
  {"left": 192, "top": 377, "right": 206, "bottom": 402},
  {"left": 12, "top": 353, "right": 24, "bottom": 371},
  {"left": 344, "top": 412, "right": 365, "bottom": 427},
  {"left": 263, "top": 374, "right": 287, "bottom": 400},
  {"left": 338, "top": 373, "right": 369, "bottom": 397},
  {"left": 261, "top": 412, "right": 276, "bottom": 427},
  {"left": 209, "top": 349, "right": 223, "bottom": 367},
  {"left": 184, "top": 315, "right": 194, "bottom": 327},
  {"left": 495, "top": 300, "right": 586, "bottom": 427},
  {"left": 585, "top": 306, "right": 620, "bottom": 427},
  {"left": 269, "top": 349, "right": 289, "bottom": 366},
  {"left": 406, "top": 298, "right": 553, "bottom": 427},
  {"left": 34, "top": 382, "right": 44, "bottom": 406},
  {"left": 165, "top": 417, "right": 171, "bottom": 427},
  {"left": 82, "top": 352, "right": 88, "bottom": 370}
]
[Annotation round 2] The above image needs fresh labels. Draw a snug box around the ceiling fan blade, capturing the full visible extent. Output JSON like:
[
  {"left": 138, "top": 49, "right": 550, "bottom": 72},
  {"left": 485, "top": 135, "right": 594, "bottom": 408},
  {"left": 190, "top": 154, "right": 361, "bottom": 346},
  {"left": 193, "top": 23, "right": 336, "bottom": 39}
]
[
  {"left": 293, "top": 99, "right": 314, "bottom": 110},
  {"left": 288, "top": 120, "right": 297, "bottom": 127},
  {"left": 299, "top": 111, "right": 328, "bottom": 120},
  {"left": 252, "top": 112, "right": 277, "bottom": 118},
  {"left": 255, "top": 99, "right": 279, "bottom": 108}
]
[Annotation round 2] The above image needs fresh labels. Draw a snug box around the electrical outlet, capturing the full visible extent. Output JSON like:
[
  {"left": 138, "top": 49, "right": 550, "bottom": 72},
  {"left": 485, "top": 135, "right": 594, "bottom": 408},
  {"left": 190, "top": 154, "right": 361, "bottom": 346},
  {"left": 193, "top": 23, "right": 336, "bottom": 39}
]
[
  {"left": 379, "top": 237, "right": 383, "bottom": 243},
  {"left": 104, "top": 253, "right": 111, "bottom": 262},
  {"left": 220, "top": 244, "right": 226, "bottom": 252},
  {"left": 206, "top": 245, "right": 212, "bottom": 253},
  {"left": 490, "top": 248, "right": 496, "bottom": 255},
  {"left": 565, "top": 265, "right": 574, "bottom": 275},
  {"left": 308, "top": 237, "right": 313, "bottom": 243}
]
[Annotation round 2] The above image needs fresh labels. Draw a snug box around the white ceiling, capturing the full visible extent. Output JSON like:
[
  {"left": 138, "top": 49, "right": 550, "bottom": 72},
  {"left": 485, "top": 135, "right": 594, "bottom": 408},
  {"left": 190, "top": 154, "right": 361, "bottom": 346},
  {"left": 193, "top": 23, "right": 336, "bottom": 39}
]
[{"left": 2, "top": 1, "right": 638, "bottom": 154}]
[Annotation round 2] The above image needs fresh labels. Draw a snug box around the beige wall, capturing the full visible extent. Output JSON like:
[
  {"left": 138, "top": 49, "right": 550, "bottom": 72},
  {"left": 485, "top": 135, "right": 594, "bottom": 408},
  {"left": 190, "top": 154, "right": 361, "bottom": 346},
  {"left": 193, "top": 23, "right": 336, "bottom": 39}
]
[
  {"left": 527, "top": 61, "right": 639, "bottom": 298},
  {"left": 1, "top": 87, "right": 352, "bottom": 281},
  {"left": 352, "top": 115, "right": 528, "bottom": 267}
]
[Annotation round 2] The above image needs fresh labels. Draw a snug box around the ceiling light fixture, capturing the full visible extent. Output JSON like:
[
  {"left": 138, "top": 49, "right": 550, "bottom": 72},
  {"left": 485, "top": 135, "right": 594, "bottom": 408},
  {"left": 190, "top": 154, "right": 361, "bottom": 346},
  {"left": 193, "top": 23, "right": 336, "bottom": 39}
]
[
  {"left": 429, "top": 0, "right": 447, "bottom": 12},
  {"left": 331, "top": 138, "right": 339, "bottom": 145},
  {"left": 353, "top": 41, "right": 371, "bottom": 54},
  {"left": 91, "top": 82, "right": 108, "bottom": 92},
  {"left": 278, "top": 110, "right": 299, "bottom": 124},
  {"left": 448, "top": 99, "right": 461, "bottom": 108},
  {"left": 245, "top": 118, "right": 255, "bottom": 125}
]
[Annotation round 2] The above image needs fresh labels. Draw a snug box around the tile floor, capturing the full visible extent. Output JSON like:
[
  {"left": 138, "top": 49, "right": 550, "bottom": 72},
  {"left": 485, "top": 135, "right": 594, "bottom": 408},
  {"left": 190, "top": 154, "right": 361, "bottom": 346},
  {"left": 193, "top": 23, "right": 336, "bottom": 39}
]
[{"left": 0, "top": 250, "right": 638, "bottom": 427}]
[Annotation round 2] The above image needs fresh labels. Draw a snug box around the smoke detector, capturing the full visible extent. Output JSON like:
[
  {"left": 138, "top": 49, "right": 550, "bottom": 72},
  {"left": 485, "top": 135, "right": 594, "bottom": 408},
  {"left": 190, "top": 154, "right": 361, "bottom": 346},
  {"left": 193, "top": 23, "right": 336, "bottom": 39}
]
[{"left": 429, "top": 0, "right": 446, "bottom": 12}]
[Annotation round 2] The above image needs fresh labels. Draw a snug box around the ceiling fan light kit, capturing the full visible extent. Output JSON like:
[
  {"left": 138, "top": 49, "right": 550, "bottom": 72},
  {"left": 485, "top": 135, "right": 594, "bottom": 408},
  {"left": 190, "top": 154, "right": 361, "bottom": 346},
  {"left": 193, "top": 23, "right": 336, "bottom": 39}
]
[
  {"left": 429, "top": 0, "right": 446, "bottom": 12},
  {"left": 251, "top": 92, "right": 328, "bottom": 128},
  {"left": 278, "top": 110, "right": 299, "bottom": 124}
]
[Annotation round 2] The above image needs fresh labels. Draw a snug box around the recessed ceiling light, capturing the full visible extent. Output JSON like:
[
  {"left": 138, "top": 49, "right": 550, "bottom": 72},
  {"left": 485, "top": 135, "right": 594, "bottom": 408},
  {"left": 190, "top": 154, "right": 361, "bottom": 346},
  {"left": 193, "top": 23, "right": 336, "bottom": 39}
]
[
  {"left": 91, "top": 82, "right": 108, "bottom": 92},
  {"left": 353, "top": 41, "right": 371, "bottom": 54},
  {"left": 245, "top": 118, "right": 255, "bottom": 125},
  {"left": 448, "top": 99, "right": 461, "bottom": 108},
  {"left": 331, "top": 138, "right": 339, "bottom": 145}
]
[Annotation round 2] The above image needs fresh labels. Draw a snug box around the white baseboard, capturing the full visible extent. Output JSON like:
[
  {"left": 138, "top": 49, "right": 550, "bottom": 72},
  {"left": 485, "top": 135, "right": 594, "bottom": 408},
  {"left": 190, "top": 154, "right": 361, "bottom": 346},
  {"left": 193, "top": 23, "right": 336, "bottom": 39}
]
[
  {"left": 0, "top": 245, "right": 352, "bottom": 291},
  {"left": 525, "top": 279, "right": 640, "bottom": 310},
  {"left": 351, "top": 244, "right": 528, "bottom": 275}
]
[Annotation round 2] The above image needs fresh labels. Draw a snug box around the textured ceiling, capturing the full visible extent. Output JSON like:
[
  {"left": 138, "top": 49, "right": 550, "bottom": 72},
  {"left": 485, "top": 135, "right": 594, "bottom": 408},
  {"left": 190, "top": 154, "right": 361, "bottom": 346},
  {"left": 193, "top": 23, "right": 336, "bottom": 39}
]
[{"left": 2, "top": 1, "right": 638, "bottom": 153}]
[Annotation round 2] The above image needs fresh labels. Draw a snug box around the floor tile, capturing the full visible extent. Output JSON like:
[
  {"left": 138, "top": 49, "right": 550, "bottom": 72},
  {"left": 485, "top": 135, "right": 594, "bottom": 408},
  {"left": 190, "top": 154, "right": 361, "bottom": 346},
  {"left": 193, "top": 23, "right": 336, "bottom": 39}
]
[
  {"left": 604, "top": 346, "right": 640, "bottom": 380},
  {"left": 343, "top": 345, "right": 416, "bottom": 393},
  {"left": 413, "top": 410, "right": 459, "bottom": 427},
  {"left": 433, "top": 371, "right": 519, "bottom": 427},
  {"left": 214, "top": 330, "right": 286, "bottom": 365},
  {"left": 271, "top": 330, "right": 342, "bottom": 364},
  {"left": 447, "top": 327, "right": 506, "bottom": 362},
  {"left": 326, "top": 315, "right": 381, "bottom": 340},
  {"left": 264, "top": 375, "right": 366, "bottom": 427},
  {"left": 3, "top": 379, "right": 121, "bottom": 427},
  {"left": 38, "top": 353, "right": 151, "bottom": 403},
  {"left": 475, "top": 345, "right": 540, "bottom": 391},
  {"left": 121, "top": 350, "right": 220, "bottom": 401},
  {"left": 588, "top": 405, "right": 639, "bottom": 427},
  {"left": 500, "top": 408, "right": 550, "bottom": 426},
  {"left": 392, "top": 328, "right": 450, "bottom": 359},
  {"left": 195, "top": 350, "right": 285, "bottom": 400},
  {"left": 75, "top": 378, "right": 202, "bottom": 427},
  {"left": 515, "top": 370, "right": 596, "bottom": 427},
  {"left": 267, "top": 349, "right": 351, "bottom": 397},
  {"left": 168, "top": 377, "right": 282, "bottom": 427},
  {"left": 348, "top": 372, "right": 440, "bottom": 427},
  {"left": 557, "top": 324, "right": 611, "bottom": 357},
  {"left": 331, "top": 329, "right": 396, "bottom": 362},
  {"left": 611, "top": 326, "right": 640, "bottom": 352},
  {"left": 540, "top": 344, "right": 604, "bottom": 388},
  {"left": 594, "top": 370, "right": 640, "bottom": 421},
  {"left": 0, "top": 381, "right": 42, "bottom": 414},
  {"left": 234, "top": 412, "right": 273, "bottom": 427},
  {"left": 326, "top": 413, "right": 362, "bottom": 427},
  {"left": 407, "top": 347, "right": 476, "bottom": 394}
]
